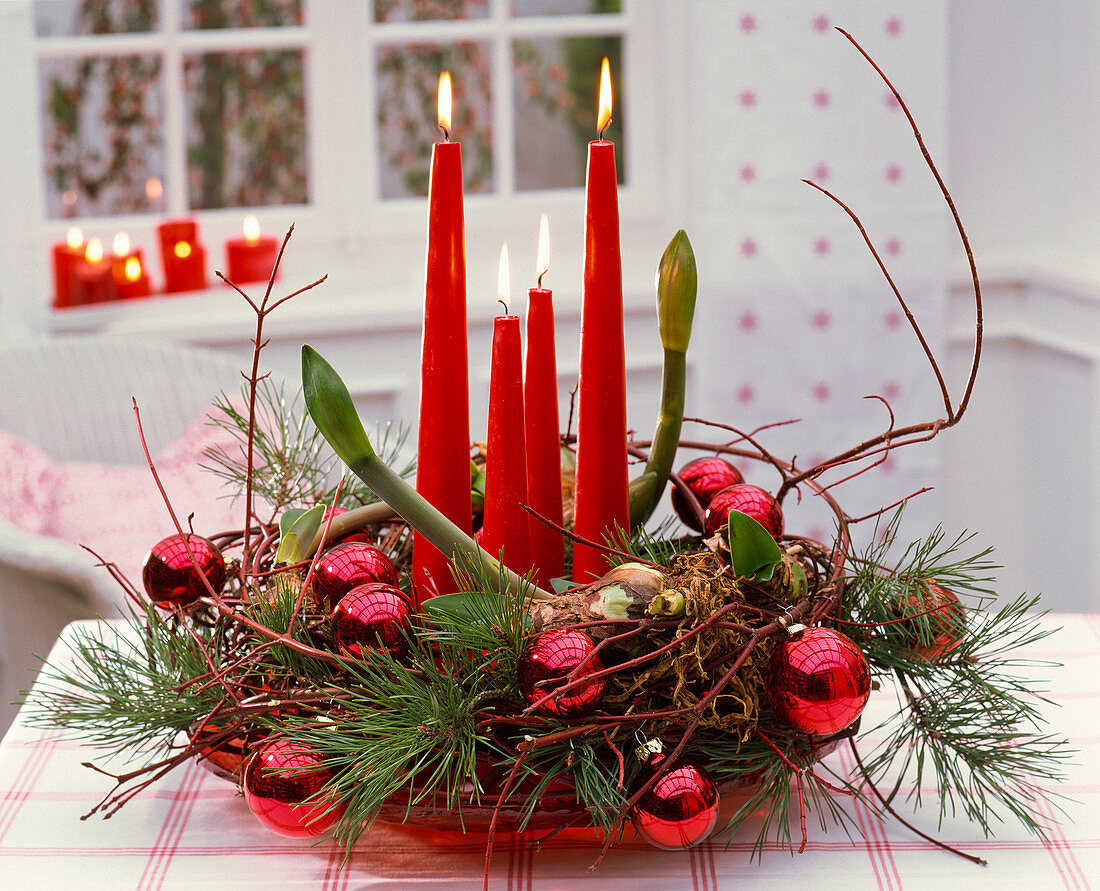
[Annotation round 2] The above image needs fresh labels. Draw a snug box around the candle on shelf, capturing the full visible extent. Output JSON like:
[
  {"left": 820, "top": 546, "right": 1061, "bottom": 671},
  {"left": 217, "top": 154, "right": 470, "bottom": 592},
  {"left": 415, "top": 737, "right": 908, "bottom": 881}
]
[
  {"left": 572, "top": 57, "right": 629, "bottom": 582},
  {"left": 51, "top": 226, "right": 85, "bottom": 309},
  {"left": 157, "top": 219, "right": 208, "bottom": 293},
  {"left": 524, "top": 214, "right": 565, "bottom": 586},
  {"left": 110, "top": 232, "right": 148, "bottom": 299},
  {"left": 72, "top": 238, "right": 118, "bottom": 305},
  {"left": 115, "top": 256, "right": 152, "bottom": 300},
  {"left": 225, "top": 215, "right": 280, "bottom": 285},
  {"left": 413, "top": 71, "right": 473, "bottom": 605},
  {"left": 481, "top": 244, "right": 531, "bottom": 574}
]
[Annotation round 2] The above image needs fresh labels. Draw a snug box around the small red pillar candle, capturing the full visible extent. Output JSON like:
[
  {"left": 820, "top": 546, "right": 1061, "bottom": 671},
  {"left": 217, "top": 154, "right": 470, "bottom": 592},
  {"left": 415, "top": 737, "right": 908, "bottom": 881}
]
[
  {"left": 524, "top": 215, "right": 565, "bottom": 586},
  {"left": 109, "top": 232, "right": 150, "bottom": 299},
  {"left": 481, "top": 245, "right": 531, "bottom": 574},
  {"left": 572, "top": 59, "right": 629, "bottom": 582},
  {"left": 225, "top": 215, "right": 280, "bottom": 285},
  {"left": 115, "top": 255, "right": 152, "bottom": 300},
  {"left": 72, "top": 238, "right": 118, "bottom": 305},
  {"left": 158, "top": 219, "right": 208, "bottom": 293},
  {"left": 51, "top": 226, "right": 85, "bottom": 309},
  {"left": 413, "top": 71, "right": 473, "bottom": 605}
]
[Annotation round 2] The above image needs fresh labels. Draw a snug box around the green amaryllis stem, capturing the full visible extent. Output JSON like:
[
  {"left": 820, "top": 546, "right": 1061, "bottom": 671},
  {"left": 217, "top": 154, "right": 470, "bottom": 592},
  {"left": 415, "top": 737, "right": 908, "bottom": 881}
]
[
  {"left": 629, "top": 230, "right": 697, "bottom": 528},
  {"left": 302, "top": 345, "right": 553, "bottom": 600},
  {"left": 303, "top": 501, "right": 397, "bottom": 559}
]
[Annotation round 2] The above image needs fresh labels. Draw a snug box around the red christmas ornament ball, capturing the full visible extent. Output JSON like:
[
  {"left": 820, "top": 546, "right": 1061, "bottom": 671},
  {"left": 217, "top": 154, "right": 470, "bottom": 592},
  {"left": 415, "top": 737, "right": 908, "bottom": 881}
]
[
  {"left": 518, "top": 629, "right": 605, "bottom": 718},
  {"left": 896, "top": 582, "right": 965, "bottom": 661},
  {"left": 766, "top": 627, "right": 871, "bottom": 736},
  {"left": 243, "top": 739, "right": 343, "bottom": 838},
  {"left": 630, "top": 752, "right": 720, "bottom": 850},
  {"left": 671, "top": 457, "right": 744, "bottom": 532},
  {"left": 312, "top": 541, "right": 398, "bottom": 610},
  {"left": 332, "top": 582, "right": 412, "bottom": 658},
  {"left": 142, "top": 534, "right": 226, "bottom": 607},
  {"left": 320, "top": 505, "right": 373, "bottom": 546},
  {"left": 704, "top": 483, "right": 784, "bottom": 540}
]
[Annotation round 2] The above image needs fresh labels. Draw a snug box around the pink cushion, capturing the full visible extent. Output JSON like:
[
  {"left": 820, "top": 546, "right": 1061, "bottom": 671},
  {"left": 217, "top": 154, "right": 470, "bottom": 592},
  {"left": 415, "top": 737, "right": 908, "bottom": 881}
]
[{"left": 0, "top": 413, "right": 249, "bottom": 591}]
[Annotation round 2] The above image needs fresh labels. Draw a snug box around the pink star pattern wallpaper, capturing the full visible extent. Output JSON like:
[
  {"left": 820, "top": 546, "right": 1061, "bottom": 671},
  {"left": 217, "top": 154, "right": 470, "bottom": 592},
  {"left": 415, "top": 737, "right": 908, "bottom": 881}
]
[{"left": 685, "top": 6, "right": 949, "bottom": 544}]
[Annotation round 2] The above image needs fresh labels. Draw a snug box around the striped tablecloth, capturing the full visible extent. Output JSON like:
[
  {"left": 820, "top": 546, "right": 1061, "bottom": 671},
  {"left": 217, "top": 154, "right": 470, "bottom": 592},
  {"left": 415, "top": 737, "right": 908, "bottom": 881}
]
[{"left": 0, "top": 616, "right": 1096, "bottom": 890}]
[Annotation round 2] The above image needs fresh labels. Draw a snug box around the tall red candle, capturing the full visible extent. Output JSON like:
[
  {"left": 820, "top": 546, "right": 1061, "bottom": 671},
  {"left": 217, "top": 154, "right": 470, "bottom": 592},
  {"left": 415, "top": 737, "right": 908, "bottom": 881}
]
[
  {"left": 572, "top": 59, "right": 629, "bottom": 582},
  {"left": 413, "top": 71, "right": 473, "bottom": 605},
  {"left": 481, "top": 245, "right": 531, "bottom": 573},
  {"left": 51, "top": 227, "right": 85, "bottom": 309},
  {"left": 524, "top": 215, "right": 565, "bottom": 586}
]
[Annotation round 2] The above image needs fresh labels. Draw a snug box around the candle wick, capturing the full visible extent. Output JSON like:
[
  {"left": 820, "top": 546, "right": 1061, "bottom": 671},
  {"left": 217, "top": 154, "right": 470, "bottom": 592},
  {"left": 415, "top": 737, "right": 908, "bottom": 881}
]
[
  {"left": 598, "top": 116, "right": 612, "bottom": 141},
  {"left": 497, "top": 298, "right": 509, "bottom": 315},
  {"left": 439, "top": 124, "right": 451, "bottom": 142},
  {"left": 537, "top": 270, "right": 546, "bottom": 288}
]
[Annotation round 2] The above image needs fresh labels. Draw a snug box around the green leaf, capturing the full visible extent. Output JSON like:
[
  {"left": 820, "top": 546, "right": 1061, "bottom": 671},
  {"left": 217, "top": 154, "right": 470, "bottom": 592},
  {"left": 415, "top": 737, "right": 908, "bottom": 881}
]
[
  {"left": 726, "top": 510, "right": 782, "bottom": 581},
  {"left": 274, "top": 532, "right": 302, "bottom": 565},
  {"left": 279, "top": 508, "right": 308, "bottom": 538},
  {"left": 301, "top": 345, "right": 376, "bottom": 467},
  {"left": 422, "top": 592, "right": 497, "bottom": 622},
  {"left": 550, "top": 576, "right": 575, "bottom": 595},
  {"left": 275, "top": 504, "right": 326, "bottom": 565}
]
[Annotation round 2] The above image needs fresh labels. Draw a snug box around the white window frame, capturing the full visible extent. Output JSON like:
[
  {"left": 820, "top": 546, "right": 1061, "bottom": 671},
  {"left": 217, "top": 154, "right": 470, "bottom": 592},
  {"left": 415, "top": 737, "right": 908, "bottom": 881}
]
[{"left": 0, "top": 0, "right": 685, "bottom": 335}]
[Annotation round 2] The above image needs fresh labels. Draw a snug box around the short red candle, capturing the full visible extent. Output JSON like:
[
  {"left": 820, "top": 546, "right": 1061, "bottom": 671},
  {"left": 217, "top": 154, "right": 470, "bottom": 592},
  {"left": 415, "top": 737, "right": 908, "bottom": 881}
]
[
  {"left": 413, "top": 73, "right": 472, "bottom": 605},
  {"left": 523, "top": 218, "right": 565, "bottom": 586},
  {"left": 51, "top": 227, "right": 85, "bottom": 309},
  {"left": 158, "top": 219, "right": 208, "bottom": 293},
  {"left": 114, "top": 255, "right": 152, "bottom": 300},
  {"left": 225, "top": 216, "right": 280, "bottom": 285},
  {"left": 481, "top": 311, "right": 531, "bottom": 574},
  {"left": 572, "top": 61, "right": 629, "bottom": 582},
  {"left": 72, "top": 260, "right": 118, "bottom": 305}
]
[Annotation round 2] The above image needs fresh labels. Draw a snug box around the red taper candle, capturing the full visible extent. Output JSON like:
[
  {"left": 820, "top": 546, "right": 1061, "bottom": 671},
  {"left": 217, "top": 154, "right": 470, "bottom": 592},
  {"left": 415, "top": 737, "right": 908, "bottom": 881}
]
[
  {"left": 524, "top": 215, "right": 565, "bottom": 586},
  {"left": 481, "top": 244, "right": 531, "bottom": 573},
  {"left": 572, "top": 58, "right": 629, "bottom": 582},
  {"left": 413, "top": 71, "right": 473, "bottom": 605}
]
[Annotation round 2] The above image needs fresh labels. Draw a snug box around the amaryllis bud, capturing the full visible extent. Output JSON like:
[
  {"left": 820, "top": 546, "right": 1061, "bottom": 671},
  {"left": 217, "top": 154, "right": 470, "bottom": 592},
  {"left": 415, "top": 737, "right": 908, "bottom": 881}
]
[{"left": 655, "top": 229, "right": 697, "bottom": 354}]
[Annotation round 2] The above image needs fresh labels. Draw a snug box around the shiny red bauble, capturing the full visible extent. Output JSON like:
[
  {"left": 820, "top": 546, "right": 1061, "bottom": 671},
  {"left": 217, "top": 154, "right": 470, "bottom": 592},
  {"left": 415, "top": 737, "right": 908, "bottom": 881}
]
[
  {"left": 518, "top": 629, "right": 605, "bottom": 718},
  {"left": 766, "top": 627, "right": 871, "bottom": 736},
  {"left": 332, "top": 582, "right": 412, "bottom": 658},
  {"left": 630, "top": 752, "right": 720, "bottom": 850},
  {"left": 671, "top": 457, "right": 744, "bottom": 532},
  {"left": 896, "top": 582, "right": 965, "bottom": 661},
  {"left": 142, "top": 533, "right": 226, "bottom": 607},
  {"left": 704, "top": 483, "right": 784, "bottom": 540},
  {"left": 188, "top": 718, "right": 249, "bottom": 781},
  {"left": 311, "top": 541, "right": 398, "bottom": 610},
  {"left": 243, "top": 739, "right": 343, "bottom": 838}
]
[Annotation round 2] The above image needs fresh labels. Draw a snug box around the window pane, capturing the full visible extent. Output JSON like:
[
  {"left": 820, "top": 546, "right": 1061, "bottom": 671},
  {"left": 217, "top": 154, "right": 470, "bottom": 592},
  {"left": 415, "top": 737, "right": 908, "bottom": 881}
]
[
  {"left": 34, "top": 0, "right": 158, "bottom": 37},
  {"left": 374, "top": 0, "right": 489, "bottom": 23},
  {"left": 513, "top": 35, "right": 624, "bottom": 190},
  {"left": 183, "top": 50, "right": 309, "bottom": 209},
  {"left": 182, "top": 0, "right": 303, "bottom": 30},
  {"left": 39, "top": 54, "right": 165, "bottom": 218},
  {"left": 511, "top": 0, "right": 621, "bottom": 16},
  {"left": 376, "top": 42, "right": 494, "bottom": 198}
]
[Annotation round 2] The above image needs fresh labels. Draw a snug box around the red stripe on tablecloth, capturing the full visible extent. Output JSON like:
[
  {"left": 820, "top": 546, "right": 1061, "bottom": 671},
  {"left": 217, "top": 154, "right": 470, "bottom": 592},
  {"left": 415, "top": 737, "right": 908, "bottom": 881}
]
[
  {"left": 135, "top": 759, "right": 204, "bottom": 890},
  {"left": 706, "top": 836, "right": 718, "bottom": 889},
  {"left": 321, "top": 841, "right": 344, "bottom": 891},
  {"left": 1034, "top": 784, "right": 1090, "bottom": 889},
  {"left": 0, "top": 730, "right": 61, "bottom": 844},
  {"left": 689, "top": 841, "right": 701, "bottom": 890},
  {"left": 839, "top": 745, "right": 899, "bottom": 890}
]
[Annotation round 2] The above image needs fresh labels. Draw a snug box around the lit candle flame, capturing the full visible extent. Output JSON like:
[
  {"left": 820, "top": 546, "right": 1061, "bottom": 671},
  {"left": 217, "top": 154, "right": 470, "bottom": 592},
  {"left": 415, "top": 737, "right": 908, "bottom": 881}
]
[
  {"left": 243, "top": 215, "right": 260, "bottom": 243},
  {"left": 597, "top": 57, "right": 612, "bottom": 138},
  {"left": 66, "top": 227, "right": 83, "bottom": 250},
  {"left": 145, "top": 177, "right": 163, "bottom": 201},
  {"left": 124, "top": 256, "right": 142, "bottom": 283},
  {"left": 497, "top": 242, "right": 510, "bottom": 311},
  {"left": 438, "top": 72, "right": 453, "bottom": 139},
  {"left": 536, "top": 214, "right": 550, "bottom": 287},
  {"left": 174, "top": 241, "right": 193, "bottom": 259},
  {"left": 85, "top": 238, "right": 103, "bottom": 264},
  {"left": 113, "top": 231, "right": 130, "bottom": 256}
]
